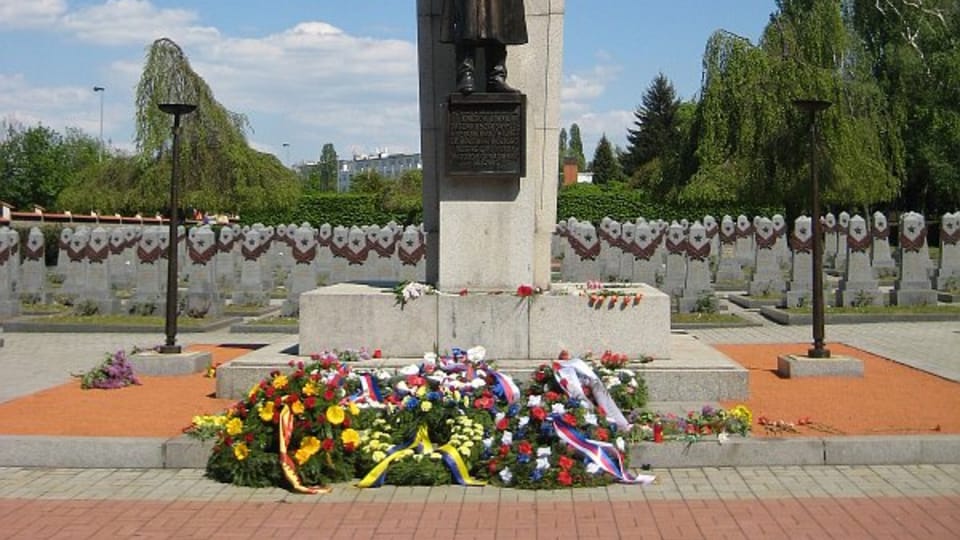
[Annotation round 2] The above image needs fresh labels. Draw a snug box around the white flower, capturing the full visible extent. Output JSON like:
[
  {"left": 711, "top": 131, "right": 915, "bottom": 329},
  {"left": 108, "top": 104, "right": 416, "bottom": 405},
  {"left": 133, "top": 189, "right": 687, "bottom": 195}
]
[
  {"left": 467, "top": 346, "right": 486, "bottom": 363},
  {"left": 482, "top": 437, "right": 493, "bottom": 449},
  {"left": 470, "top": 378, "right": 486, "bottom": 388},
  {"left": 536, "top": 457, "right": 551, "bottom": 470},
  {"left": 394, "top": 381, "right": 410, "bottom": 394},
  {"left": 586, "top": 462, "right": 602, "bottom": 475},
  {"left": 551, "top": 403, "right": 566, "bottom": 415},
  {"left": 499, "top": 467, "right": 513, "bottom": 485},
  {"left": 616, "top": 437, "right": 626, "bottom": 452},
  {"left": 583, "top": 413, "right": 598, "bottom": 426},
  {"left": 518, "top": 416, "right": 529, "bottom": 429},
  {"left": 422, "top": 352, "right": 437, "bottom": 364},
  {"left": 527, "top": 395, "right": 542, "bottom": 408},
  {"left": 399, "top": 365, "right": 420, "bottom": 376},
  {"left": 718, "top": 432, "right": 729, "bottom": 445},
  {"left": 495, "top": 412, "right": 506, "bottom": 424},
  {"left": 536, "top": 446, "right": 552, "bottom": 458},
  {"left": 501, "top": 431, "right": 513, "bottom": 445}
]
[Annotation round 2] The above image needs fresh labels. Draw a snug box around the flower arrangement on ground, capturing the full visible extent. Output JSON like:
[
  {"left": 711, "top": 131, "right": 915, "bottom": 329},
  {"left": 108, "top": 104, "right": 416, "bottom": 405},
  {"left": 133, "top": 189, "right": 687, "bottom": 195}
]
[
  {"left": 629, "top": 404, "right": 752, "bottom": 443},
  {"left": 77, "top": 350, "right": 141, "bottom": 389}
]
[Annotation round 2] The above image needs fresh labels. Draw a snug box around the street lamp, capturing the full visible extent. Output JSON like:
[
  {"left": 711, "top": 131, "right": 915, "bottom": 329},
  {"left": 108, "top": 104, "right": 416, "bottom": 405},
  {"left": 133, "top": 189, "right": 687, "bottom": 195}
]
[
  {"left": 93, "top": 86, "right": 105, "bottom": 162},
  {"left": 158, "top": 102, "right": 197, "bottom": 354},
  {"left": 793, "top": 99, "right": 832, "bottom": 359},
  {"left": 282, "top": 142, "right": 290, "bottom": 165}
]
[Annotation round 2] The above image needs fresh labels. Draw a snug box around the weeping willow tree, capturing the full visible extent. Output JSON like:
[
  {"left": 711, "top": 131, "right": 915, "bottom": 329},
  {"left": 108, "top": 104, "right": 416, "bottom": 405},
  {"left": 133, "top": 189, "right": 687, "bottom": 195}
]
[
  {"left": 60, "top": 38, "right": 300, "bottom": 216},
  {"left": 681, "top": 0, "right": 901, "bottom": 218}
]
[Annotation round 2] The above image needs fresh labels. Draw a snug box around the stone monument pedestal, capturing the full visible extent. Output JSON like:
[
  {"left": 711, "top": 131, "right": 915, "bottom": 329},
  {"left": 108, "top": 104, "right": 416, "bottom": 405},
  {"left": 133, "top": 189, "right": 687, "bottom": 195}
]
[
  {"left": 298, "top": 282, "right": 670, "bottom": 361},
  {"left": 129, "top": 350, "right": 212, "bottom": 376},
  {"left": 776, "top": 354, "right": 864, "bottom": 378}
]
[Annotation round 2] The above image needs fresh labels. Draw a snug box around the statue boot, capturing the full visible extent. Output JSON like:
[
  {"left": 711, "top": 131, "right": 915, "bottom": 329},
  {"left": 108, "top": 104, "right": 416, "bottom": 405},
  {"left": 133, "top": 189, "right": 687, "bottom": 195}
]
[
  {"left": 485, "top": 44, "right": 519, "bottom": 93},
  {"left": 456, "top": 45, "right": 476, "bottom": 95}
]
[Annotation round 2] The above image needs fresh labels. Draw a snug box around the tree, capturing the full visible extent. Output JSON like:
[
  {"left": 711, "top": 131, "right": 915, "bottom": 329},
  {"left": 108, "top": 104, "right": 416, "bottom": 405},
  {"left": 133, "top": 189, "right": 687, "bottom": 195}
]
[
  {"left": 568, "top": 123, "right": 587, "bottom": 171},
  {"left": 590, "top": 134, "right": 624, "bottom": 185},
  {"left": 847, "top": 0, "right": 960, "bottom": 214},
  {"left": 558, "top": 127, "right": 568, "bottom": 179},
  {"left": 318, "top": 143, "right": 339, "bottom": 192},
  {"left": 0, "top": 123, "right": 99, "bottom": 210},
  {"left": 107, "top": 37, "right": 302, "bottom": 216},
  {"left": 681, "top": 1, "right": 901, "bottom": 219},
  {"left": 623, "top": 73, "right": 681, "bottom": 176},
  {"left": 349, "top": 170, "right": 386, "bottom": 194}
]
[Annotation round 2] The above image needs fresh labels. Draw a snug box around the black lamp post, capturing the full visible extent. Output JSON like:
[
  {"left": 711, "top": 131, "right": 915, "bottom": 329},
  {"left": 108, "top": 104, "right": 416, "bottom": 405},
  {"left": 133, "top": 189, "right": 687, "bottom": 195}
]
[
  {"left": 158, "top": 102, "right": 197, "bottom": 354},
  {"left": 793, "top": 99, "right": 831, "bottom": 359}
]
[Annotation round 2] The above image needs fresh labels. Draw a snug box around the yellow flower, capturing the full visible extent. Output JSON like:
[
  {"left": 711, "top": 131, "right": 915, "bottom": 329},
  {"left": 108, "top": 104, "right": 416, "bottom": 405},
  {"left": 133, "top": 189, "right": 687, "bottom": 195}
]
[
  {"left": 247, "top": 383, "right": 260, "bottom": 400},
  {"left": 348, "top": 402, "right": 360, "bottom": 416},
  {"left": 420, "top": 401, "right": 433, "bottom": 413},
  {"left": 226, "top": 418, "right": 244, "bottom": 436},
  {"left": 341, "top": 428, "right": 360, "bottom": 448},
  {"left": 291, "top": 400, "right": 305, "bottom": 415},
  {"left": 326, "top": 405, "right": 345, "bottom": 425},
  {"left": 417, "top": 385, "right": 427, "bottom": 397},
  {"left": 731, "top": 404, "right": 753, "bottom": 425},
  {"left": 272, "top": 374, "right": 288, "bottom": 390},
  {"left": 233, "top": 442, "right": 249, "bottom": 461},
  {"left": 458, "top": 445, "right": 471, "bottom": 457},
  {"left": 259, "top": 401, "right": 275, "bottom": 422},
  {"left": 302, "top": 381, "right": 318, "bottom": 397},
  {"left": 371, "top": 451, "right": 386, "bottom": 462},
  {"left": 295, "top": 436, "right": 320, "bottom": 465}
]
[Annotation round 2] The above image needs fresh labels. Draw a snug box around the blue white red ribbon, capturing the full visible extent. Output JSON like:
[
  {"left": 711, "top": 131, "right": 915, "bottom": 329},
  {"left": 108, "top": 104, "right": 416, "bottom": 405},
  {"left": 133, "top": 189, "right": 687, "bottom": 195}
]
[
  {"left": 554, "top": 358, "right": 630, "bottom": 430},
  {"left": 490, "top": 370, "right": 520, "bottom": 405},
  {"left": 552, "top": 418, "right": 655, "bottom": 485},
  {"left": 352, "top": 373, "right": 383, "bottom": 404}
]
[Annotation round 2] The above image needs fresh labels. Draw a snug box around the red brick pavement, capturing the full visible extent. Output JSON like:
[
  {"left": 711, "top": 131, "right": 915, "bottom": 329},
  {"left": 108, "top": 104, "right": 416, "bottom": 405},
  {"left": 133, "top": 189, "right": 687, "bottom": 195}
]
[{"left": 0, "top": 495, "right": 957, "bottom": 539}]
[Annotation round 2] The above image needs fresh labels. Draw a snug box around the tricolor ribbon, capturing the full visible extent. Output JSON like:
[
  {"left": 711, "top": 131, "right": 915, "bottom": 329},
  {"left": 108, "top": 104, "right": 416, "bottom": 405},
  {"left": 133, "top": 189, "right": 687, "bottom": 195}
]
[
  {"left": 553, "top": 419, "right": 655, "bottom": 485},
  {"left": 554, "top": 358, "right": 630, "bottom": 431},
  {"left": 356, "top": 424, "right": 485, "bottom": 488},
  {"left": 490, "top": 370, "right": 520, "bottom": 405},
  {"left": 352, "top": 373, "right": 383, "bottom": 404},
  {"left": 278, "top": 404, "right": 331, "bottom": 494}
]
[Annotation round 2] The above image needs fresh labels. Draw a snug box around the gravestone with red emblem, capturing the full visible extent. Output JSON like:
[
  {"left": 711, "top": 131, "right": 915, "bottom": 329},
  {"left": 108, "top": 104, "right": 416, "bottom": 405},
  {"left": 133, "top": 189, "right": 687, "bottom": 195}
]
[
  {"left": 837, "top": 215, "right": 884, "bottom": 306},
  {"left": 893, "top": 212, "right": 937, "bottom": 305}
]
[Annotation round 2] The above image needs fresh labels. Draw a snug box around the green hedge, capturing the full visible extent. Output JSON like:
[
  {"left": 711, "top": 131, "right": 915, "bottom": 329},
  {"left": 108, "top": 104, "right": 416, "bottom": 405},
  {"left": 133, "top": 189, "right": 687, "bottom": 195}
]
[
  {"left": 556, "top": 185, "right": 782, "bottom": 223},
  {"left": 243, "top": 187, "right": 781, "bottom": 227},
  {"left": 240, "top": 193, "right": 422, "bottom": 227}
]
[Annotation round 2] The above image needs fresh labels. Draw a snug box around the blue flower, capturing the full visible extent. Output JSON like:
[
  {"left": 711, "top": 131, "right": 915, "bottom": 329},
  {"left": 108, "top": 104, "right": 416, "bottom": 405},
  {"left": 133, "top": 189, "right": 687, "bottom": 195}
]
[
  {"left": 405, "top": 397, "right": 420, "bottom": 411},
  {"left": 427, "top": 391, "right": 442, "bottom": 401},
  {"left": 517, "top": 454, "right": 530, "bottom": 464},
  {"left": 566, "top": 398, "right": 581, "bottom": 409},
  {"left": 507, "top": 403, "right": 520, "bottom": 417},
  {"left": 530, "top": 468, "right": 544, "bottom": 482}
]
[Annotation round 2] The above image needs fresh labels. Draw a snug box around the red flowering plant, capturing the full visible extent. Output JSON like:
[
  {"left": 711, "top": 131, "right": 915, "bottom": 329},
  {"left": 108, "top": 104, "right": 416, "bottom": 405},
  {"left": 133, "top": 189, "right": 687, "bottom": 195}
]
[
  {"left": 629, "top": 404, "right": 752, "bottom": 444},
  {"left": 204, "top": 358, "right": 366, "bottom": 489}
]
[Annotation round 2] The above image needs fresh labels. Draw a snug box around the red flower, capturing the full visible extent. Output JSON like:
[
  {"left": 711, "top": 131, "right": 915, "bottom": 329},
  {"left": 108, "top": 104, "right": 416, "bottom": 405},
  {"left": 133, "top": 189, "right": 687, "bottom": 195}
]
[
  {"left": 310, "top": 353, "right": 320, "bottom": 361},
  {"left": 324, "top": 389, "right": 335, "bottom": 401},
  {"left": 545, "top": 391, "right": 561, "bottom": 402},
  {"left": 531, "top": 407, "right": 546, "bottom": 421},
  {"left": 372, "top": 349, "right": 382, "bottom": 359},
  {"left": 518, "top": 441, "right": 532, "bottom": 455},
  {"left": 343, "top": 416, "right": 351, "bottom": 428},
  {"left": 557, "top": 470, "right": 573, "bottom": 486},
  {"left": 344, "top": 442, "right": 356, "bottom": 452},
  {"left": 459, "top": 288, "right": 468, "bottom": 296},
  {"left": 558, "top": 455, "right": 574, "bottom": 470},
  {"left": 304, "top": 396, "right": 317, "bottom": 409},
  {"left": 245, "top": 432, "right": 254, "bottom": 443},
  {"left": 499, "top": 444, "right": 511, "bottom": 457},
  {"left": 534, "top": 370, "right": 546, "bottom": 382},
  {"left": 488, "top": 459, "right": 499, "bottom": 473},
  {"left": 516, "top": 284, "right": 534, "bottom": 297},
  {"left": 322, "top": 438, "right": 334, "bottom": 452},
  {"left": 562, "top": 413, "right": 578, "bottom": 426},
  {"left": 595, "top": 427, "right": 609, "bottom": 442},
  {"left": 406, "top": 375, "right": 425, "bottom": 387},
  {"left": 496, "top": 417, "right": 509, "bottom": 431},
  {"left": 265, "top": 386, "right": 275, "bottom": 398},
  {"left": 474, "top": 396, "right": 494, "bottom": 410}
]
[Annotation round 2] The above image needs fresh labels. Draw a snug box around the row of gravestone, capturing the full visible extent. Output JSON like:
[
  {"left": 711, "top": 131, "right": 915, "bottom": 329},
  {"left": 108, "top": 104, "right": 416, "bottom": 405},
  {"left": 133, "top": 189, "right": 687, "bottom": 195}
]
[
  {"left": 555, "top": 211, "right": 960, "bottom": 310},
  {"left": 0, "top": 222, "right": 427, "bottom": 318}
]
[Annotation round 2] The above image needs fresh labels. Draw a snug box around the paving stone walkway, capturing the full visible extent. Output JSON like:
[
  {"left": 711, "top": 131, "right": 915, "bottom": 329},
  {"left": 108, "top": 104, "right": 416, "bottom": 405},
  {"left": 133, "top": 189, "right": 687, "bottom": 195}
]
[{"left": 0, "top": 465, "right": 958, "bottom": 538}]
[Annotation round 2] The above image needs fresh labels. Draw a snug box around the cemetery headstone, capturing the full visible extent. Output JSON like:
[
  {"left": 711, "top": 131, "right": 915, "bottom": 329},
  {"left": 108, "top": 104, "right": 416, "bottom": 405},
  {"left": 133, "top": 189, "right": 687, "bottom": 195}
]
[
  {"left": 131, "top": 227, "right": 165, "bottom": 315},
  {"left": 835, "top": 211, "right": 850, "bottom": 272},
  {"left": 871, "top": 211, "right": 896, "bottom": 277},
  {"left": 715, "top": 215, "right": 744, "bottom": 285},
  {"left": 836, "top": 215, "right": 884, "bottom": 306},
  {"left": 233, "top": 228, "right": 270, "bottom": 307},
  {"left": 735, "top": 214, "right": 755, "bottom": 268},
  {"left": 186, "top": 225, "right": 222, "bottom": 317},
  {"left": 82, "top": 226, "right": 120, "bottom": 314},
  {"left": 935, "top": 211, "right": 960, "bottom": 291},
  {"left": 0, "top": 228, "right": 20, "bottom": 317},
  {"left": 893, "top": 212, "right": 937, "bottom": 305},
  {"left": 20, "top": 227, "right": 46, "bottom": 303},
  {"left": 823, "top": 212, "right": 838, "bottom": 268},
  {"left": 661, "top": 222, "right": 687, "bottom": 298},
  {"left": 679, "top": 221, "right": 714, "bottom": 312},
  {"left": 785, "top": 215, "right": 815, "bottom": 308},
  {"left": 748, "top": 217, "right": 785, "bottom": 297},
  {"left": 283, "top": 224, "right": 320, "bottom": 316}
]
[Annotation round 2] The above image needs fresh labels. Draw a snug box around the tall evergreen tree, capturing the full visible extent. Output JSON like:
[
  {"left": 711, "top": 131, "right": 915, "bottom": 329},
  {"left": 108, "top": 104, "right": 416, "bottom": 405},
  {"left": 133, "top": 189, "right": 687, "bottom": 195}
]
[
  {"left": 318, "top": 143, "right": 339, "bottom": 192},
  {"left": 558, "top": 127, "right": 568, "bottom": 178},
  {"left": 623, "top": 73, "right": 681, "bottom": 176},
  {"left": 568, "top": 123, "right": 586, "bottom": 171},
  {"left": 591, "top": 134, "right": 623, "bottom": 185}
]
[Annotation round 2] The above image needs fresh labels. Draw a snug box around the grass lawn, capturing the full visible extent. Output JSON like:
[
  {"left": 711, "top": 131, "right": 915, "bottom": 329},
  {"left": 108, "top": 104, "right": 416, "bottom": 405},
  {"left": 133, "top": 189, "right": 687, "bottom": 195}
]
[
  {"left": 37, "top": 314, "right": 222, "bottom": 326},
  {"left": 784, "top": 304, "right": 960, "bottom": 315},
  {"left": 671, "top": 312, "right": 749, "bottom": 324}
]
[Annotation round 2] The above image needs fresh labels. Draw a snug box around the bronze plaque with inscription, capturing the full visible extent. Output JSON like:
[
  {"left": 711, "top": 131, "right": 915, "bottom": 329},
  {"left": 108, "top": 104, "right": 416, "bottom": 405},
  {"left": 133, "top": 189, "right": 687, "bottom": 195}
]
[{"left": 446, "top": 93, "right": 526, "bottom": 177}]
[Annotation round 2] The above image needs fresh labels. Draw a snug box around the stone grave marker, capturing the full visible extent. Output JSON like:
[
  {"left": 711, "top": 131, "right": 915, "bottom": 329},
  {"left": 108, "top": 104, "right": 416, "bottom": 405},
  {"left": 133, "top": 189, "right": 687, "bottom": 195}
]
[
  {"left": 315, "top": 223, "right": 334, "bottom": 285},
  {"left": 20, "top": 227, "right": 46, "bottom": 303},
  {"left": 397, "top": 225, "right": 426, "bottom": 283},
  {"left": 785, "top": 215, "right": 814, "bottom": 308},
  {"left": 836, "top": 215, "right": 884, "bottom": 306},
  {"left": 560, "top": 221, "right": 602, "bottom": 283},
  {"left": 871, "top": 211, "right": 896, "bottom": 277},
  {"left": 186, "top": 225, "right": 222, "bottom": 317},
  {"left": 893, "top": 212, "right": 937, "bottom": 305},
  {"left": 283, "top": 224, "right": 319, "bottom": 316},
  {"left": 62, "top": 226, "right": 89, "bottom": 298},
  {"left": 823, "top": 212, "right": 838, "bottom": 268},
  {"left": 0, "top": 228, "right": 20, "bottom": 317},
  {"left": 233, "top": 228, "right": 270, "bottom": 307},
  {"left": 735, "top": 215, "right": 755, "bottom": 268},
  {"left": 82, "top": 227, "right": 120, "bottom": 314},
  {"left": 55, "top": 227, "right": 73, "bottom": 280},
  {"left": 131, "top": 227, "right": 165, "bottom": 314},
  {"left": 679, "top": 221, "right": 713, "bottom": 312},
  {"left": 715, "top": 215, "right": 744, "bottom": 284},
  {"left": 935, "top": 211, "right": 960, "bottom": 291},
  {"left": 748, "top": 217, "right": 785, "bottom": 297},
  {"left": 835, "top": 211, "right": 850, "bottom": 272},
  {"left": 628, "top": 220, "right": 660, "bottom": 286},
  {"left": 618, "top": 221, "right": 635, "bottom": 280}
]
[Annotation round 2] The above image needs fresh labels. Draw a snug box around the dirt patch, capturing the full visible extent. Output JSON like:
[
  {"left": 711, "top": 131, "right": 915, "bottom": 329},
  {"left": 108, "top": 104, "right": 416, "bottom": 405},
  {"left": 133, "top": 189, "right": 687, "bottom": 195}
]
[
  {"left": 0, "top": 345, "right": 247, "bottom": 438},
  {"left": 718, "top": 343, "right": 960, "bottom": 437}
]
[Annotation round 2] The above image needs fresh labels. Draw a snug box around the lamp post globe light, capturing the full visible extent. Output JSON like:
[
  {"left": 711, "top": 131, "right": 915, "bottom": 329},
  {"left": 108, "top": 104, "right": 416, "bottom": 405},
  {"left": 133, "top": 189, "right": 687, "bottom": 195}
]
[
  {"left": 158, "top": 102, "right": 197, "bottom": 354},
  {"left": 792, "top": 99, "right": 832, "bottom": 359},
  {"left": 93, "top": 86, "right": 105, "bottom": 162}
]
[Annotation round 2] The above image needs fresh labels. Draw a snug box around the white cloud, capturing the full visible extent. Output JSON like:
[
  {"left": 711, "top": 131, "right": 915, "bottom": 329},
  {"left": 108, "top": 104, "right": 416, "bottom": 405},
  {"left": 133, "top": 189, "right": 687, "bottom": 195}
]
[
  {"left": 567, "top": 109, "right": 634, "bottom": 156},
  {"left": 0, "top": 0, "right": 66, "bottom": 28},
  {"left": 61, "top": 0, "right": 219, "bottom": 46}
]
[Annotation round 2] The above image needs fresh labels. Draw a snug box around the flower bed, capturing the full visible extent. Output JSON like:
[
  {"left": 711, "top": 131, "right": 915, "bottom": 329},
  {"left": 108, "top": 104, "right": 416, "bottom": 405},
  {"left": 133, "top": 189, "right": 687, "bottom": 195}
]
[{"left": 189, "top": 347, "right": 751, "bottom": 492}]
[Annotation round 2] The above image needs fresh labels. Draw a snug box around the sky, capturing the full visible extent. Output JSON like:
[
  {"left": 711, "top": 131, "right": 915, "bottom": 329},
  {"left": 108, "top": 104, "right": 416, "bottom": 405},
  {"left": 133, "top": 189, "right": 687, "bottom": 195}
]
[{"left": 0, "top": 0, "right": 776, "bottom": 166}]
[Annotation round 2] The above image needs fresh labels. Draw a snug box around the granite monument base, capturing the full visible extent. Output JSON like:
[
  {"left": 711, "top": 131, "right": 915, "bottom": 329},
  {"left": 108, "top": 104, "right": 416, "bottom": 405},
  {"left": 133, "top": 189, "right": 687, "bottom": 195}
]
[{"left": 776, "top": 354, "right": 864, "bottom": 378}]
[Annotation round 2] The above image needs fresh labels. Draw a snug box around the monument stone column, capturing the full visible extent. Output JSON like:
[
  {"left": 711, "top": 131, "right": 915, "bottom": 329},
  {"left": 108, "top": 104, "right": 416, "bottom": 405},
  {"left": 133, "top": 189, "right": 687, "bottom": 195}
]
[{"left": 418, "top": 0, "right": 564, "bottom": 291}]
